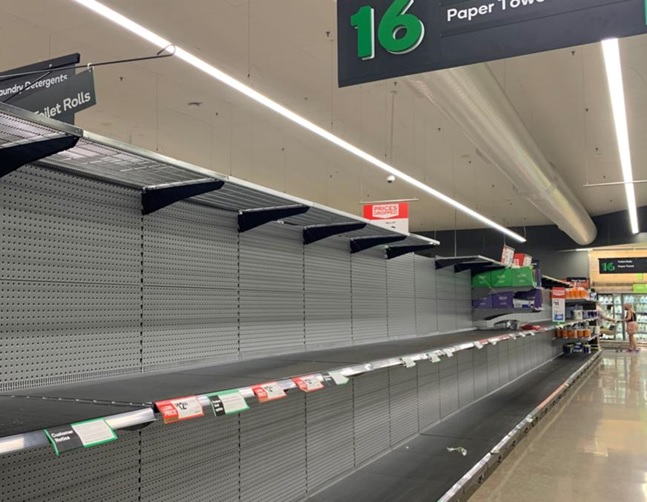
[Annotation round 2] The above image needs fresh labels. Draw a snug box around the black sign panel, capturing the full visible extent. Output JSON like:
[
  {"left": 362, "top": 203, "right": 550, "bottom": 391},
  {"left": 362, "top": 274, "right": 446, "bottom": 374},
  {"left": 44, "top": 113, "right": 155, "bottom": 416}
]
[
  {"left": 44, "top": 425, "right": 84, "bottom": 455},
  {"left": 338, "top": 0, "right": 647, "bottom": 87},
  {"left": 599, "top": 257, "right": 647, "bottom": 274},
  {"left": 0, "top": 54, "right": 80, "bottom": 123},
  {"left": 11, "top": 70, "right": 97, "bottom": 122}
]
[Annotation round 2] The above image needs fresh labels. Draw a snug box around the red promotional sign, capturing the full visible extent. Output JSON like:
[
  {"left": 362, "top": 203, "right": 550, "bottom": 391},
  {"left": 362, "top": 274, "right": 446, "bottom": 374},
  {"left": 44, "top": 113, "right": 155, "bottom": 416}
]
[
  {"left": 155, "top": 396, "right": 204, "bottom": 424},
  {"left": 551, "top": 287, "right": 566, "bottom": 299},
  {"left": 252, "top": 382, "right": 287, "bottom": 403},
  {"left": 362, "top": 202, "right": 409, "bottom": 233}
]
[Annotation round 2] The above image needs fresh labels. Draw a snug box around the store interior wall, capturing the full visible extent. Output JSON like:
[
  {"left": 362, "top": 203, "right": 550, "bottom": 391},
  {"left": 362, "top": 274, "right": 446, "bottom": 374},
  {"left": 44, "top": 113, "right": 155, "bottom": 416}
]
[{"left": 424, "top": 205, "right": 647, "bottom": 278}]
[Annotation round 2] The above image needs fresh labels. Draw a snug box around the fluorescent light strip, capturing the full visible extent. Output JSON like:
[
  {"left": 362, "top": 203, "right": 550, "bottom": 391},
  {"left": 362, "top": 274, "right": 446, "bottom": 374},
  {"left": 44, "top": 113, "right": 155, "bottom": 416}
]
[
  {"left": 602, "top": 39, "right": 640, "bottom": 235},
  {"left": 72, "top": 0, "right": 526, "bottom": 243}
]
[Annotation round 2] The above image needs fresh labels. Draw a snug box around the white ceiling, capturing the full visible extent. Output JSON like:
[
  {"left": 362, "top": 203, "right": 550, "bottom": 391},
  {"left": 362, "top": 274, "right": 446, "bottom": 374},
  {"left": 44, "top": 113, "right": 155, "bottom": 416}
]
[{"left": 1, "top": 0, "right": 646, "bottom": 234}]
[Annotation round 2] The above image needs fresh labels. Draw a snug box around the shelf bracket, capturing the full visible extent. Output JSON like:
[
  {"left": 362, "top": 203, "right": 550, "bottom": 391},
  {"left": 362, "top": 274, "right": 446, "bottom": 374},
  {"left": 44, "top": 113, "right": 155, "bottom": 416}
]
[
  {"left": 0, "top": 135, "right": 79, "bottom": 179},
  {"left": 350, "top": 235, "right": 406, "bottom": 254},
  {"left": 303, "top": 222, "right": 367, "bottom": 245},
  {"left": 142, "top": 179, "right": 225, "bottom": 215},
  {"left": 239, "top": 204, "right": 309, "bottom": 232},
  {"left": 386, "top": 244, "right": 438, "bottom": 260}
]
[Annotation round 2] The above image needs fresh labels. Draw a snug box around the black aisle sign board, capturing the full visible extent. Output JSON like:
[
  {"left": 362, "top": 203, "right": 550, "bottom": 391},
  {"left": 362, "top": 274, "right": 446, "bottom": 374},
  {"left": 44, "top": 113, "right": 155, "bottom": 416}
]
[
  {"left": 0, "top": 54, "right": 80, "bottom": 123},
  {"left": 337, "top": 0, "right": 647, "bottom": 87},
  {"left": 599, "top": 257, "right": 647, "bottom": 274},
  {"left": 11, "top": 70, "right": 96, "bottom": 122}
]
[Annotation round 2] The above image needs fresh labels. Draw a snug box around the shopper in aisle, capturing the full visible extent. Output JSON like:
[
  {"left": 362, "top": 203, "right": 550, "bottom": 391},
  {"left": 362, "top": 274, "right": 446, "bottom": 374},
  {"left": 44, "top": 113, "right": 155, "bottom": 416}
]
[{"left": 623, "top": 303, "right": 640, "bottom": 352}]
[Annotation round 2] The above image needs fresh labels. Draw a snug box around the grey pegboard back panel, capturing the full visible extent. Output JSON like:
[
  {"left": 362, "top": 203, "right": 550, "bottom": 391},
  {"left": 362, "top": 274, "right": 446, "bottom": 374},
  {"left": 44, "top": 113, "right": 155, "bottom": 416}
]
[
  {"left": 240, "top": 224, "right": 304, "bottom": 293},
  {"left": 142, "top": 287, "right": 238, "bottom": 370},
  {"left": 498, "top": 342, "right": 510, "bottom": 385},
  {"left": 351, "top": 249, "right": 388, "bottom": 343},
  {"left": 387, "top": 297, "right": 416, "bottom": 339},
  {"left": 487, "top": 344, "right": 501, "bottom": 392},
  {"left": 386, "top": 255, "right": 415, "bottom": 297},
  {"left": 305, "top": 293, "right": 352, "bottom": 350},
  {"left": 458, "top": 350, "right": 475, "bottom": 408},
  {"left": 417, "top": 360, "right": 441, "bottom": 429},
  {"left": 0, "top": 432, "right": 140, "bottom": 502},
  {"left": 389, "top": 366, "right": 419, "bottom": 445},
  {"left": 306, "top": 384, "right": 354, "bottom": 492},
  {"left": 413, "top": 256, "right": 437, "bottom": 298},
  {"left": 439, "top": 356, "right": 459, "bottom": 418},
  {"left": 415, "top": 297, "right": 438, "bottom": 336},
  {"left": 0, "top": 281, "right": 141, "bottom": 389},
  {"left": 305, "top": 239, "right": 351, "bottom": 295},
  {"left": 240, "top": 290, "right": 305, "bottom": 358},
  {"left": 435, "top": 268, "right": 456, "bottom": 300},
  {"left": 437, "top": 299, "right": 457, "bottom": 333},
  {"left": 1, "top": 166, "right": 141, "bottom": 285},
  {"left": 240, "top": 395, "right": 307, "bottom": 502},
  {"left": 140, "top": 415, "right": 240, "bottom": 502},
  {"left": 143, "top": 202, "right": 238, "bottom": 289},
  {"left": 473, "top": 347, "right": 489, "bottom": 400},
  {"left": 354, "top": 371, "right": 390, "bottom": 465}
]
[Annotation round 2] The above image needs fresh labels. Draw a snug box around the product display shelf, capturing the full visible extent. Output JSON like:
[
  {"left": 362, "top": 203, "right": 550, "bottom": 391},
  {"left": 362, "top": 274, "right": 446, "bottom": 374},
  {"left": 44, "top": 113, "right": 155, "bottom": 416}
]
[
  {"left": 309, "top": 351, "right": 600, "bottom": 502},
  {"left": 435, "top": 255, "right": 506, "bottom": 274},
  {"left": 471, "top": 285, "right": 542, "bottom": 300},
  {"left": 0, "top": 102, "right": 437, "bottom": 251},
  {"left": 541, "top": 275, "right": 571, "bottom": 288},
  {"left": 0, "top": 323, "right": 565, "bottom": 457}
]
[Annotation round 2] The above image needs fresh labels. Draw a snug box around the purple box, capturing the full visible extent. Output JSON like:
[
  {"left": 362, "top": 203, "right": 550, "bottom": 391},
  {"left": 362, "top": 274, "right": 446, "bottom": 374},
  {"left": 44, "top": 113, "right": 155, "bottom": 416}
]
[
  {"left": 473, "top": 296, "right": 493, "bottom": 309},
  {"left": 491, "top": 292, "right": 515, "bottom": 309},
  {"left": 514, "top": 288, "right": 543, "bottom": 308}
]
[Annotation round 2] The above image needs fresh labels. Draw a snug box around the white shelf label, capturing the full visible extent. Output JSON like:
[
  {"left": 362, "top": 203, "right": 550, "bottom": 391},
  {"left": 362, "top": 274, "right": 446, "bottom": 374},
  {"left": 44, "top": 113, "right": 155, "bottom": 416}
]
[
  {"left": 253, "top": 382, "right": 287, "bottom": 403},
  {"left": 328, "top": 371, "right": 349, "bottom": 385},
  {"left": 429, "top": 353, "right": 441, "bottom": 363},
  {"left": 155, "top": 396, "right": 204, "bottom": 424},
  {"left": 293, "top": 375, "right": 325, "bottom": 393},
  {"left": 474, "top": 341, "right": 484, "bottom": 350},
  {"left": 443, "top": 348, "right": 454, "bottom": 357},
  {"left": 401, "top": 357, "right": 416, "bottom": 368},
  {"left": 208, "top": 390, "right": 249, "bottom": 416},
  {"left": 72, "top": 419, "right": 117, "bottom": 447}
]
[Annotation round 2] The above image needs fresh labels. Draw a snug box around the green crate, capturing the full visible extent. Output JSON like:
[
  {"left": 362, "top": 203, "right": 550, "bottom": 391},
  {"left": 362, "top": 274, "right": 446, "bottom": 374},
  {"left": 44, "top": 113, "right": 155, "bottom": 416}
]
[
  {"left": 489, "top": 269, "right": 513, "bottom": 288},
  {"left": 511, "top": 266, "right": 536, "bottom": 287},
  {"left": 472, "top": 272, "right": 491, "bottom": 287}
]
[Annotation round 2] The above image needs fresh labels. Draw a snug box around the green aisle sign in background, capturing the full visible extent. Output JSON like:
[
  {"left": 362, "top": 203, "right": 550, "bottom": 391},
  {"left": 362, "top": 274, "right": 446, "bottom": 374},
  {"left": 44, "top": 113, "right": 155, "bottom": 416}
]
[{"left": 338, "top": 0, "right": 647, "bottom": 87}]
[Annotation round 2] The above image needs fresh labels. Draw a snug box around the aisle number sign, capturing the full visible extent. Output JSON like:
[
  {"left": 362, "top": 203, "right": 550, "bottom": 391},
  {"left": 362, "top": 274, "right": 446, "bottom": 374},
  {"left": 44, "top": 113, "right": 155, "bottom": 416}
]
[
  {"left": 363, "top": 202, "right": 409, "bottom": 233},
  {"left": 338, "top": 0, "right": 647, "bottom": 86},
  {"left": 551, "top": 287, "right": 566, "bottom": 323},
  {"left": 155, "top": 396, "right": 204, "bottom": 424}
]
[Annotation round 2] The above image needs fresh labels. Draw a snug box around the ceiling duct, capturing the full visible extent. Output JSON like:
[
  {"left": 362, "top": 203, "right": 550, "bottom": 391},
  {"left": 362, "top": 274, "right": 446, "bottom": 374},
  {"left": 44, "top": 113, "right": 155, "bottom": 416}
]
[{"left": 409, "top": 64, "right": 597, "bottom": 246}]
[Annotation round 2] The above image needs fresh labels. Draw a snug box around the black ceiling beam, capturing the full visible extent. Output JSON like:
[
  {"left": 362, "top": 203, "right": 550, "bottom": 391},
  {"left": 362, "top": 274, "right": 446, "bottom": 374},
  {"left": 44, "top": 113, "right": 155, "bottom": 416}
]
[
  {"left": 239, "top": 204, "right": 310, "bottom": 232},
  {"left": 0, "top": 135, "right": 79, "bottom": 179},
  {"left": 386, "top": 244, "right": 438, "bottom": 260},
  {"left": 303, "top": 222, "right": 367, "bottom": 245},
  {"left": 350, "top": 235, "right": 406, "bottom": 254},
  {"left": 142, "top": 179, "right": 225, "bottom": 215}
]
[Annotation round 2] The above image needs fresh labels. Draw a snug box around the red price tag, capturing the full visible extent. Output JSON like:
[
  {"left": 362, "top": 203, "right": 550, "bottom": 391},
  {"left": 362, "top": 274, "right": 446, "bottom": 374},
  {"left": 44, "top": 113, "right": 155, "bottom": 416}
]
[
  {"left": 155, "top": 396, "right": 204, "bottom": 424},
  {"left": 252, "top": 382, "right": 286, "bottom": 403},
  {"left": 292, "top": 375, "right": 325, "bottom": 393}
]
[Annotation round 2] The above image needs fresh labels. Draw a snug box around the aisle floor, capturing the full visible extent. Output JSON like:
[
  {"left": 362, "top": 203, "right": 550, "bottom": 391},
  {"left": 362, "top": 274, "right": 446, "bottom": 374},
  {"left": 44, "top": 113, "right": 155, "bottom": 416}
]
[{"left": 471, "top": 351, "right": 647, "bottom": 502}]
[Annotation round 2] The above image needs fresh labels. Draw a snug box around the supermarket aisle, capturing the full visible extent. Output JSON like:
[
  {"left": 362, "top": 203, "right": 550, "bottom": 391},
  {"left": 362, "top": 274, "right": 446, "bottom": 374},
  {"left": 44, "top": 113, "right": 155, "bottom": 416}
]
[{"left": 471, "top": 351, "right": 647, "bottom": 502}]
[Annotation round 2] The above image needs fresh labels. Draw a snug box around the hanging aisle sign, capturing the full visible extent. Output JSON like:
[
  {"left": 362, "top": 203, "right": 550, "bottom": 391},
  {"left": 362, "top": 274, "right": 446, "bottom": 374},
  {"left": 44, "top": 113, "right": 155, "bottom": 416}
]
[
  {"left": 337, "top": 0, "right": 647, "bottom": 86},
  {"left": 363, "top": 202, "right": 409, "bottom": 233}
]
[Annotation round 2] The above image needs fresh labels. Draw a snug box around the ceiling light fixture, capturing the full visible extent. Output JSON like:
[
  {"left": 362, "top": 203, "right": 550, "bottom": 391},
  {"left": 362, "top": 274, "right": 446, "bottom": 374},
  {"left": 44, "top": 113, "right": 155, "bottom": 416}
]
[
  {"left": 72, "top": 0, "right": 526, "bottom": 243},
  {"left": 601, "top": 38, "right": 640, "bottom": 235}
]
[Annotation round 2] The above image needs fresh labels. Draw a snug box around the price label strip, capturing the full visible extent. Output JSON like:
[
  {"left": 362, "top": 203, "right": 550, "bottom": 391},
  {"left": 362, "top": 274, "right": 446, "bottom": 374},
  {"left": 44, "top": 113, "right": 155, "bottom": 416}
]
[
  {"left": 252, "top": 382, "right": 287, "bottom": 403},
  {"left": 326, "top": 370, "right": 350, "bottom": 386},
  {"left": 207, "top": 389, "right": 249, "bottom": 417},
  {"left": 155, "top": 396, "right": 204, "bottom": 424},
  {"left": 443, "top": 348, "right": 455, "bottom": 358},
  {"left": 293, "top": 375, "right": 325, "bottom": 393},
  {"left": 401, "top": 357, "right": 416, "bottom": 368},
  {"left": 45, "top": 418, "right": 117, "bottom": 456}
]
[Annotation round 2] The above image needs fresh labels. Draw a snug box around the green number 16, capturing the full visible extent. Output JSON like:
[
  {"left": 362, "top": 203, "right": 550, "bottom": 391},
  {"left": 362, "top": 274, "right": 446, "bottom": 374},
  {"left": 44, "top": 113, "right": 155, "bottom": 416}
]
[{"left": 350, "top": 0, "right": 425, "bottom": 60}]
